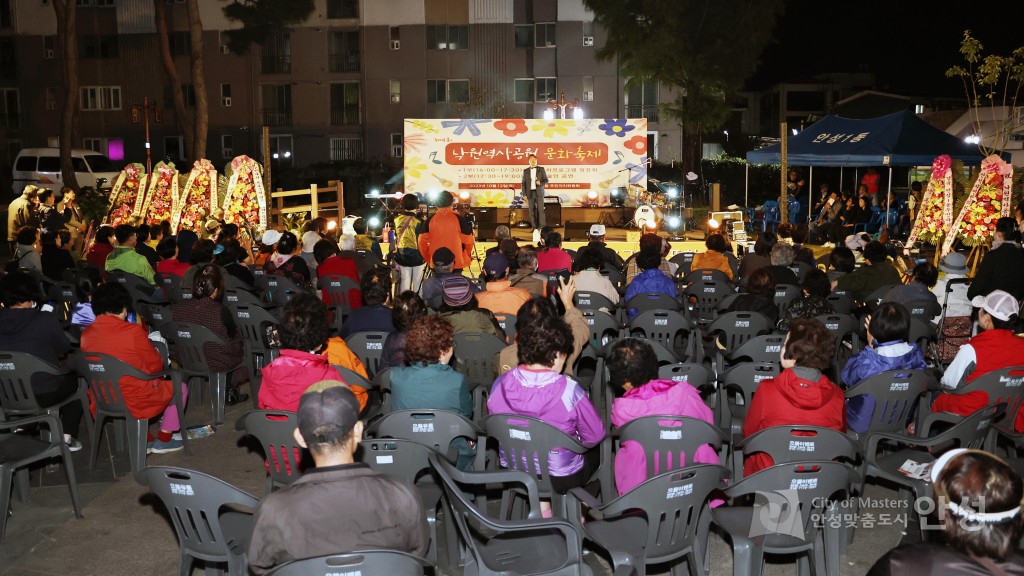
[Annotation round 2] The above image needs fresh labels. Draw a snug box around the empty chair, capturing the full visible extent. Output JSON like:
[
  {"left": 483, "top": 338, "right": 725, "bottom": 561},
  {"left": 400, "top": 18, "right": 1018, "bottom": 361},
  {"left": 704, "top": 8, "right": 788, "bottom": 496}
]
[
  {"left": 669, "top": 251, "right": 696, "bottom": 275},
  {"left": 265, "top": 550, "right": 431, "bottom": 576},
  {"left": 453, "top": 332, "right": 507, "bottom": 421},
  {"left": 682, "top": 280, "right": 734, "bottom": 324},
  {"left": 580, "top": 309, "right": 623, "bottom": 351},
  {"left": 826, "top": 292, "right": 856, "bottom": 315},
  {"left": 717, "top": 361, "right": 781, "bottom": 442},
  {"left": 628, "top": 308, "right": 696, "bottom": 361},
  {"left": 624, "top": 291, "right": 680, "bottom": 314},
  {"left": 773, "top": 283, "right": 802, "bottom": 319},
  {"left": 166, "top": 321, "right": 246, "bottom": 425},
  {"left": 156, "top": 271, "right": 185, "bottom": 303},
  {"left": 137, "top": 299, "right": 175, "bottom": 340},
  {"left": 138, "top": 466, "right": 258, "bottom": 576},
  {"left": 343, "top": 331, "right": 389, "bottom": 378},
  {"left": 224, "top": 288, "right": 272, "bottom": 313},
  {"left": 704, "top": 311, "right": 773, "bottom": 375},
  {"left": 492, "top": 313, "right": 517, "bottom": 343},
  {"left": 235, "top": 409, "right": 305, "bottom": 493},
  {"left": 108, "top": 269, "right": 161, "bottom": 304},
  {"left": 364, "top": 409, "right": 486, "bottom": 471},
  {"left": 264, "top": 275, "right": 306, "bottom": 307},
  {"left": 232, "top": 304, "right": 281, "bottom": 407}
]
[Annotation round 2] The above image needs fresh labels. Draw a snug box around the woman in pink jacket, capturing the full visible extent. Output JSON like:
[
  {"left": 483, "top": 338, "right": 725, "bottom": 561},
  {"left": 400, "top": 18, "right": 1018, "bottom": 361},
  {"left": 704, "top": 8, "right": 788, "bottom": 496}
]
[{"left": 608, "top": 338, "right": 719, "bottom": 495}]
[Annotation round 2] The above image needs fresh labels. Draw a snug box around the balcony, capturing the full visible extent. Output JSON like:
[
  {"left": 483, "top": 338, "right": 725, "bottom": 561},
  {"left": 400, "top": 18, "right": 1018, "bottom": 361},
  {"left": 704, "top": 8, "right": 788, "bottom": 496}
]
[
  {"left": 0, "top": 113, "right": 19, "bottom": 131},
  {"left": 261, "top": 108, "right": 292, "bottom": 126},
  {"left": 328, "top": 53, "right": 360, "bottom": 73},
  {"left": 330, "top": 108, "right": 359, "bottom": 126},
  {"left": 261, "top": 55, "right": 291, "bottom": 75},
  {"left": 625, "top": 104, "right": 659, "bottom": 123}
]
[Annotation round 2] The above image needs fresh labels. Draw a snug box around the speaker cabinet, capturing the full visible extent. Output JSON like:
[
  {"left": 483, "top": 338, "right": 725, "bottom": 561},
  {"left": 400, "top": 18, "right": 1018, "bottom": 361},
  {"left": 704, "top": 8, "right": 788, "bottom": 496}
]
[
  {"left": 474, "top": 208, "right": 499, "bottom": 241},
  {"left": 543, "top": 198, "right": 562, "bottom": 227},
  {"left": 563, "top": 221, "right": 593, "bottom": 241}
]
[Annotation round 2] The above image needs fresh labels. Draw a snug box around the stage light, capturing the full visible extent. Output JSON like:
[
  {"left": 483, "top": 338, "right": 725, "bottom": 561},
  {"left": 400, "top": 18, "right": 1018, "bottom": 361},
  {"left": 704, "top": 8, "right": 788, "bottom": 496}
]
[
  {"left": 610, "top": 187, "right": 625, "bottom": 208},
  {"left": 458, "top": 190, "right": 471, "bottom": 202},
  {"left": 708, "top": 218, "right": 720, "bottom": 229},
  {"left": 666, "top": 186, "right": 678, "bottom": 199},
  {"left": 573, "top": 107, "right": 584, "bottom": 120},
  {"left": 367, "top": 216, "right": 381, "bottom": 228},
  {"left": 586, "top": 190, "right": 598, "bottom": 201},
  {"left": 543, "top": 109, "right": 555, "bottom": 121},
  {"left": 368, "top": 188, "right": 380, "bottom": 197},
  {"left": 427, "top": 189, "right": 440, "bottom": 202},
  {"left": 668, "top": 215, "right": 681, "bottom": 229},
  {"left": 326, "top": 220, "right": 338, "bottom": 231},
  {"left": 965, "top": 134, "right": 981, "bottom": 144},
  {"left": 645, "top": 218, "right": 658, "bottom": 230}
]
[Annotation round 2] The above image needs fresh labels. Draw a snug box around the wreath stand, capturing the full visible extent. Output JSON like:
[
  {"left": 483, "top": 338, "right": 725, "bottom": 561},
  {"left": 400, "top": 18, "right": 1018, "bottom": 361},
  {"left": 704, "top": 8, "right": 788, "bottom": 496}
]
[{"left": 966, "top": 243, "right": 988, "bottom": 278}]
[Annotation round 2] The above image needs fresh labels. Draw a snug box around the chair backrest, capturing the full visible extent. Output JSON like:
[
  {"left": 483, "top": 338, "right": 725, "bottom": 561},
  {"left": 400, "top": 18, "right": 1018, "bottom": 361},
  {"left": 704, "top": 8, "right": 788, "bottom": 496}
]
[
  {"left": 682, "top": 268, "right": 732, "bottom": 286},
  {"left": 493, "top": 313, "right": 517, "bottom": 343},
  {"left": 933, "top": 404, "right": 1005, "bottom": 451},
  {"left": 0, "top": 351, "right": 68, "bottom": 415},
  {"left": 789, "top": 261, "right": 813, "bottom": 283},
  {"left": 826, "top": 292, "right": 855, "bottom": 314},
  {"left": 657, "top": 362, "right": 711, "bottom": 389},
  {"left": 617, "top": 416, "right": 727, "bottom": 479},
  {"left": 625, "top": 291, "right": 680, "bottom": 313},
  {"left": 728, "top": 333, "right": 787, "bottom": 364},
  {"left": 601, "top": 263, "right": 626, "bottom": 293},
  {"left": 317, "top": 274, "right": 361, "bottom": 312},
  {"left": 372, "top": 367, "right": 394, "bottom": 413},
  {"left": 343, "top": 331, "right": 390, "bottom": 377},
  {"left": 864, "top": 284, "right": 899, "bottom": 308},
  {"left": 224, "top": 288, "right": 268, "bottom": 311},
  {"left": 815, "top": 313, "right": 858, "bottom": 347},
  {"left": 573, "top": 291, "right": 618, "bottom": 314},
  {"left": 596, "top": 465, "right": 730, "bottom": 565},
  {"left": 669, "top": 252, "right": 696, "bottom": 275},
  {"left": 331, "top": 364, "right": 372, "bottom": 392},
  {"left": 682, "top": 280, "right": 734, "bottom": 323},
  {"left": 156, "top": 272, "right": 184, "bottom": 302},
  {"left": 357, "top": 437, "right": 441, "bottom": 489},
  {"left": 166, "top": 321, "right": 229, "bottom": 372},
  {"left": 233, "top": 304, "right": 280, "bottom": 354},
  {"left": 236, "top": 410, "right": 305, "bottom": 489},
  {"left": 580, "top": 310, "right": 622, "bottom": 351},
  {"left": 481, "top": 413, "right": 588, "bottom": 496},
  {"left": 908, "top": 317, "right": 937, "bottom": 351},
  {"left": 627, "top": 309, "right": 693, "bottom": 357},
  {"left": 602, "top": 337, "right": 678, "bottom": 365},
  {"left": 903, "top": 298, "right": 941, "bottom": 320},
  {"left": 955, "top": 367, "right": 1024, "bottom": 424},
  {"left": 366, "top": 409, "right": 484, "bottom": 456},
  {"left": 773, "top": 284, "right": 802, "bottom": 318},
  {"left": 48, "top": 281, "right": 79, "bottom": 327},
  {"left": 73, "top": 351, "right": 158, "bottom": 419},
  {"left": 138, "top": 466, "right": 259, "bottom": 561},
  {"left": 706, "top": 311, "right": 773, "bottom": 356},
  {"left": 266, "top": 550, "right": 431, "bottom": 576},
  {"left": 453, "top": 332, "right": 506, "bottom": 389},
  {"left": 137, "top": 300, "right": 175, "bottom": 338},
  {"left": 738, "top": 426, "right": 861, "bottom": 476},
  {"left": 843, "top": 369, "right": 933, "bottom": 436},
  {"left": 265, "top": 275, "right": 305, "bottom": 306}
]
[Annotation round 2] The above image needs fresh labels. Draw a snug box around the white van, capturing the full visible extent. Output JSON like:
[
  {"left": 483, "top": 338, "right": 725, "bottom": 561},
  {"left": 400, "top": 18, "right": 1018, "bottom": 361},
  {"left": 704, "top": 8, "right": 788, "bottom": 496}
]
[{"left": 11, "top": 148, "right": 119, "bottom": 195}]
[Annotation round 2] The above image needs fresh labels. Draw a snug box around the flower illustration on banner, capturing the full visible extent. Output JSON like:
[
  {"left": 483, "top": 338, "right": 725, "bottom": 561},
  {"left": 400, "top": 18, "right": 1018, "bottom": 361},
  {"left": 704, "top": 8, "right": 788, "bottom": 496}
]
[
  {"left": 403, "top": 132, "right": 425, "bottom": 154},
  {"left": 494, "top": 119, "right": 528, "bottom": 138},
  {"left": 510, "top": 194, "right": 526, "bottom": 208},
  {"left": 624, "top": 134, "right": 647, "bottom": 155},
  {"left": 626, "top": 156, "right": 649, "bottom": 184},
  {"left": 404, "top": 157, "right": 428, "bottom": 179},
  {"left": 475, "top": 190, "right": 510, "bottom": 207},
  {"left": 530, "top": 120, "right": 569, "bottom": 138},
  {"left": 441, "top": 119, "right": 490, "bottom": 137},
  {"left": 599, "top": 118, "right": 635, "bottom": 138}
]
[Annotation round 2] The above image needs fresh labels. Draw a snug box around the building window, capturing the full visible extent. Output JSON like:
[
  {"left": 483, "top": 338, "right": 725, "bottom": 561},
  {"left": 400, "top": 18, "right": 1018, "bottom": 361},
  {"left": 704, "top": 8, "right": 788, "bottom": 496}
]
[
  {"left": 513, "top": 79, "right": 534, "bottom": 103},
  {"left": 221, "top": 134, "right": 233, "bottom": 159},
  {"left": 514, "top": 25, "right": 534, "bottom": 48},
  {"left": 449, "top": 80, "right": 469, "bottom": 103},
  {"left": 164, "top": 84, "right": 196, "bottom": 108},
  {"left": 220, "top": 83, "right": 232, "bottom": 107},
  {"left": 269, "top": 134, "right": 293, "bottom": 165},
  {"left": 535, "top": 78, "right": 556, "bottom": 102},
  {"left": 326, "top": 0, "right": 357, "bottom": 19},
  {"left": 389, "top": 80, "right": 400, "bottom": 104},
  {"left": 80, "top": 86, "right": 121, "bottom": 111},
  {"left": 391, "top": 133, "right": 403, "bottom": 158},
  {"left": 164, "top": 136, "right": 184, "bottom": 162},
  {"left": 45, "top": 87, "right": 56, "bottom": 111},
  {"left": 535, "top": 23, "right": 556, "bottom": 48},
  {"left": 389, "top": 26, "right": 400, "bottom": 49},
  {"left": 261, "top": 32, "right": 291, "bottom": 74},
  {"left": 260, "top": 84, "right": 292, "bottom": 126},
  {"left": 0, "top": 38, "right": 15, "bottom": 80},
  {"left": 169, "top": 31, "right": 189, "bottom": 57},
  {"left": 427, "top": 80, "right": 469, "bottom": 104},
  {"left": 328, "top": 30, "right": 360, "bottom": 73},
  {"left": 0, "top": 88, "right": 18, "bottom": 131},
  {"left": 330, "top": 82, "right": 360, "bottom": 125},
  {"left": 582, "top": 76, "right": 594, "bottom": 101},
  {"left": 43, "top": 36, "right": 55, "bottom": 59},
  {"left": 582, "top": 21, "right": 594, "bottom": 46},
  {"left": 79, "top": 35, "right": 119, "bottom": 59},
  {"left": 426, "top": 25, "right": 468, "bottom": 50},
  {"left": 83, "top": 138, "right": 106, "bottom": 153},
  {"left": 427, "top": 80, "right": 446, "bottom": 104},
  {"left": 626, "top": 80, "right": 660, "bottom": 122},
  {"left": 330, "top": 137, "right": 362, "bottom": 161},
  {"left": 0, "top": 0, "right": 11, "bottom": 29}
]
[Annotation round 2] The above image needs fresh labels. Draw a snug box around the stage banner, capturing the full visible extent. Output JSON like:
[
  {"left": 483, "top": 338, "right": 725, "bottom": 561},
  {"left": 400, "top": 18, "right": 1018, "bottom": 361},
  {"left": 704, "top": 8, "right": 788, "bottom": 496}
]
[{"left": 402, "top": 118, "right": 648, "bottom": 208}]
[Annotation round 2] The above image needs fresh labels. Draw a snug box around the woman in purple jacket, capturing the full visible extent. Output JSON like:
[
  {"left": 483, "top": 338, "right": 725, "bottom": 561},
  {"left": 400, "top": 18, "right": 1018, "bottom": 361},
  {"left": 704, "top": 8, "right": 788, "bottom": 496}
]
[
  {"left": 487, "top": 313, "right": 605, "bottom": 516},
  {"left": 841, "top": 302, "right": 926, "bottom": 434}
]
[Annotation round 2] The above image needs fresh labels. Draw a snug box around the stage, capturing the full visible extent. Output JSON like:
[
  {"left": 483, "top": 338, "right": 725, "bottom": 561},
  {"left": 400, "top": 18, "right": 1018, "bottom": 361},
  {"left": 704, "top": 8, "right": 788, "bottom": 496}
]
[{"left": 468, "top": 205, "right": 702, "bottom": 243}]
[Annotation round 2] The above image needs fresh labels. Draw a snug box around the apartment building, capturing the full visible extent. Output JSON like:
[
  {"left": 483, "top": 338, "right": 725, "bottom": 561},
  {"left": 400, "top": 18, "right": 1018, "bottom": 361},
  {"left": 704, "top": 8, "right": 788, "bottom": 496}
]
[{"left": 0, "top": 0, "right": 684, "bottom": 177}]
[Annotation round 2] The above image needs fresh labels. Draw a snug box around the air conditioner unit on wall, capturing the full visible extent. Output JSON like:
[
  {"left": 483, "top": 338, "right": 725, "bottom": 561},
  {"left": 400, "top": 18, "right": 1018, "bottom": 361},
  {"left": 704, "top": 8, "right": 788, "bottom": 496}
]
[
  {"left": 583, "top": 91, "right": 593, "bottom": 101},
  {"left": 583, "top": 36, "right": 594, "bottom": 46},
  {"left": 223, "top": 148, "right": 233, "bottom": 159},
  {"left": 220, "top": 44, "right": 230, "bottom": 55},
  {"left": 392, "top": 145, "right": 403, "bottom": 158},
  {"left": 222, "top": 97, "right": 232, "bottom": 107},
  {"left": 44, "top": 48, "right": 54, "bottom": 58},
  {"left": 390, "top": 40, "right": 400, "bottom": 50}
]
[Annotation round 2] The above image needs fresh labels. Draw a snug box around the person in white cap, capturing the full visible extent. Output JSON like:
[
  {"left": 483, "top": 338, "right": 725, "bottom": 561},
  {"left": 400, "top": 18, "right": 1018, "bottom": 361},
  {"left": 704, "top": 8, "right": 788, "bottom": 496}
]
[
  {"left": 585, "top": 223, "right": 625, "bottom": 271},
  {"left": 255, "top": 228, "right": 282, "bottom": 267},
  {"left": 868, "top": 448, "right": 1024, "bottom": 574},
  {"left": 299, "top": 230, "right": 321, "bottom": 273},
  {"left": 932, "top": 290, "right": 1024, "bottom": 430}
]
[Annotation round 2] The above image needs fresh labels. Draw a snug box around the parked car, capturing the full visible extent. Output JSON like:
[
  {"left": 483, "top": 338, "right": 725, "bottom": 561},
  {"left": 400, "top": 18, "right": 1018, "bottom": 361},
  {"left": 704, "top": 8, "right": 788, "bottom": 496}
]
[{"left": 11, "top": 148, "right": 119, "bottom": 195}]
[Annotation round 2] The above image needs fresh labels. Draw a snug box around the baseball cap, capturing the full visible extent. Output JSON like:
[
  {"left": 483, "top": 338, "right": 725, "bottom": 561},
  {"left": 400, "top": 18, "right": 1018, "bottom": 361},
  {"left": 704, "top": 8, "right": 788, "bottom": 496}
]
[
  {"left": 301, "top": 231, "right": 321, "bottom": 253},
  {"left": 432, "top": 247, "right": 455, "bottom": 267},
  {"left": 938, "top": 252, "right": 968, "bottom": 275},
  {"left": 970, "top": 290, "right": 1020, "bottom": 322},
  {"left": 442, "top": 275, "right": 474, "bottom": 307},
  {"left": 589, "top": 224, "right": 606, "bottom": 237},
  {"left": 261, "top": 229, "right": 283, "bottom": 246},
  {"left": 297, "top": 380, "right": 361, "bottom": 446},
  {"left": 483, "top": 251, "right": 509, "bottom": 276}
]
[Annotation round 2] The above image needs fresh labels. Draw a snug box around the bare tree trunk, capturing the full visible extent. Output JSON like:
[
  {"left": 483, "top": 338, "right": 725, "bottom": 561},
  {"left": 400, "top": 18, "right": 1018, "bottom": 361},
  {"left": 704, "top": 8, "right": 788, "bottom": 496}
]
[
  {"left": 187, "top": 0, "right": 207, "bottom": 160},
  {"left": 154, "top": 0, "right": 194, "bottom": 161},
  {"left": 53, "top": 0, "right": 80, "bottom": 190}
]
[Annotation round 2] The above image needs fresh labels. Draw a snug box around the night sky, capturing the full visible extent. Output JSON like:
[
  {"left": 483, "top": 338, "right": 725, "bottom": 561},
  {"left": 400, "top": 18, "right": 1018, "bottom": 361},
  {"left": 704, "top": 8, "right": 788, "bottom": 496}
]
[{"left": 747, "top": 0, "right": 1024, "bottom": 96}]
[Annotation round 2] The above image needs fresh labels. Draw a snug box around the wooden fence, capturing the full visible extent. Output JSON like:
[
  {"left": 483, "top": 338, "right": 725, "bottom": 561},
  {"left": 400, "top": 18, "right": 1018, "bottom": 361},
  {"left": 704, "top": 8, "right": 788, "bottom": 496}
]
[{"left": 269, "top": 180, "right": 345, "bottom": 226}]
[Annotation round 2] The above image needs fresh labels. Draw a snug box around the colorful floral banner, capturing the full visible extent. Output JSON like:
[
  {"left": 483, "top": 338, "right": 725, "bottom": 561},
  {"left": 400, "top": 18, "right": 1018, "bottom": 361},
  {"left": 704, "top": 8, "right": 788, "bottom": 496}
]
[
  {"left": 106, "top": 163, "right": 146, "bottom": 227},
  {"left": 942, "top": 154, "right": 1014, "bottom": 253},
  {"left": 907, "top": 155, "right": 953, "bottom": 247},
  {"left": 223, "top": 155, "right": 268, "bottom": 232},
  {"left": 139, "top": 161, "right": 179, "bottom": 227},
  {"left": 175, "top": 159, "right": 219, "bottom": 234},
  {"left": 402, "top": 117, "right": 649, "bottom": 207}
]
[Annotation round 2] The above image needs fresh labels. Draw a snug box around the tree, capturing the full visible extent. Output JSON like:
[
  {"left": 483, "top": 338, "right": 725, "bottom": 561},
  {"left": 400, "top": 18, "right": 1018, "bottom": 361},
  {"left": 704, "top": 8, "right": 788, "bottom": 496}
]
[
  {"left": 946, "top": 30, "right": 1024, "bottom": 157},
  {"left": 53, "top": 0, "right": 79, "bottom": 189},
  {"left": 582, "top": 0, "right": 785, "bottom": 168},
  {"left": 221, "top": 0, "right": 315, "bottom": 54},
  {"left": 154, "top": 0, "right": 209, "bottom": 161}
]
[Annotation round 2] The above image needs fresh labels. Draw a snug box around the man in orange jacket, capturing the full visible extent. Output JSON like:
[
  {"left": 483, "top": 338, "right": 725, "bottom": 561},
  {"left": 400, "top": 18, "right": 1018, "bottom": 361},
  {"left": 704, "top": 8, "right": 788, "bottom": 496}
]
[{"left": 418, "top": 190, "right": 475, "bottom": 272}]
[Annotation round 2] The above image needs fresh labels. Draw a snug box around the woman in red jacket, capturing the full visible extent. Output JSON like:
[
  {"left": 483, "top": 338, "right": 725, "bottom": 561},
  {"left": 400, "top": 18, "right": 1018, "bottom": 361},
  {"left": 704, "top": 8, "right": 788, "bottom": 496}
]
[
  {"left": 742, "top": 318, "right": 845, "bottom": 476},
  {"left": 81, "top": 282, "right": 188, "bottom": 454}
]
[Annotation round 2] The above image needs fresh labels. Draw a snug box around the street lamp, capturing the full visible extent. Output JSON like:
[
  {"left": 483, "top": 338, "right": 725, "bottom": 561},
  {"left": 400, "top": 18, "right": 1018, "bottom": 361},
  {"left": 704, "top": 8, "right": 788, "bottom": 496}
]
[
  {"left": 131, "top": 96, "right": 161, "bottom": 173},
  {"left": 544, "top": 92, "right": 582, "bottom": 120}
]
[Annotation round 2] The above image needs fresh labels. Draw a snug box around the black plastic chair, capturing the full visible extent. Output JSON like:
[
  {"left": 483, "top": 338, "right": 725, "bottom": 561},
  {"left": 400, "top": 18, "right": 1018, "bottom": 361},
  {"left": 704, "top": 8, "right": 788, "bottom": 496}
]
[
  {"left": 573, "top": 290, "right": 620, "bottom": 317},
  {"left": 165, "top": 321, "right": 246, "bottom": 425},
  {"left": 627, "top": 308, "right": 696, "bottom": 361},
  {"left": 929, "top": 366, "right": 1024, "bottom": 452},
  {"left": 843, "top": 369, "right": 933, "bottom": 441},
  {"left": 658, "top": 362, "right": 712, "bottom": 390},
  {"left": 608, "top": 415, "right": 728, "bottom": 495},
  {"left": 453, "top": 332, "right": 507, "bottom": 422},
  {"left": 732, "top": 425, "right": 862, "bottom": 482},
  {"left": 772, "top": 284, "right": 802, "bottom": 319},
  {"left": 232, "top": 303, "right": 281, "bottom": 409},
  {"left": 670, "top": 252, "right": 696, "bottom": 275},
  {"left": 156, "top": 271, "right": 185, "bottom": 303},
  {"left": 682, "top": 280, "right": 734, "bottom": 325},
  {"left": 138, "top": 466, "right": 259, "bottom": 576},
  {"left": 73, "top": 351, "right": 189, "bottom": 475},
  {"left": 493, "top": 312, "right": 518, "bottom": 343},
  {"left": 825, "top": 293, "right": 855, "bottom": 315},
  {"left": 815, "top": 313, "right": 860, "bottom": 382},
  {"left": 704, "top": 311, "right": 773, "bottom": 376},
  {"left": 109, "top": 269, "right": 162, "bottom": 304},
  {"left": 0, "top": 413, "right": 83, "bottom": 543},
  {"left": 264, "top": 275, "right": 306, "bottom": 307},
  {"left": 682, "top": 268, "right": 733, "bottom": 286},
  {"left": 266, "top": 550, "right": 432, "bottom": 576},
  {"left": 235, "top": 409, "right": 305, "bottom": 494},
  {"left": 625, "top": 291, "right": 680, "bottom": 313},
  {"left": 717, "top": 361, "right": 782, "bottom": 442},
  {"left": 343, "top": 331, "right": 389, "bottom": 378},
  {"left": 727, "top": 334, "right": 787, "bottom": 365},
  {"left": 0, "top": 351, "right": 94, "bottom": 444},
  {"left": 364, "top": 409, "right": 486, "bottom": 470}
]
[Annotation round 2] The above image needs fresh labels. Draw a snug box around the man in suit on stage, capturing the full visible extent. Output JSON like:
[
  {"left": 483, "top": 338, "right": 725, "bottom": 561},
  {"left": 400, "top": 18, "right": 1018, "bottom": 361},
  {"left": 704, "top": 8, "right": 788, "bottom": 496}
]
[{"left": 521, "top": 154, "right": 549, "bottom": 239}]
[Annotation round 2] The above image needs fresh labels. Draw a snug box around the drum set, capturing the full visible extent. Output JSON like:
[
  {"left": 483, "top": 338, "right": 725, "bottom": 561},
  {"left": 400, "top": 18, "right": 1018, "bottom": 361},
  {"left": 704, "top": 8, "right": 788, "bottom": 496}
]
[{"left": 614, "top": 181, "right": 677, "bottom": 230}]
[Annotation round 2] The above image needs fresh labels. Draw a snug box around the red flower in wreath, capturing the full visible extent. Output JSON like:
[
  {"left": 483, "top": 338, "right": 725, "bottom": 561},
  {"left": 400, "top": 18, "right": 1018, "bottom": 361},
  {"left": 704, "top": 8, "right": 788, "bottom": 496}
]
[
  {"left": 494, "top": 119, "right": 528, "bottom": 137},
  {"left": 624, "top": 134, "right": 647, "bottom": 155}
]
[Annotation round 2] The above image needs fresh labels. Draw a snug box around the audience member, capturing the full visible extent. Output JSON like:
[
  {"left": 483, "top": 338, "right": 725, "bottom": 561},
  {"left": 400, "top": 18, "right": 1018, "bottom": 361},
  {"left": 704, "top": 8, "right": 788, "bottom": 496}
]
[
  {"left": 493, "top": 224, "right": 520, "bottom": 272},
  {"left": 134, "top": 224, "right": 160, "bottom": 269},
  {"left": 881, "top": 261, "right": 941, "bottom": 321},
  {"left": 967, "top": 217, "right": 1024, "bottom": 302},
  {"left": 392, "top": 193, "right": 426, "bottom": 294},
  {"left": 742, "top": 318, "right": 843, "bottom": 475},
  {"left": 41, "top": 229, "right": 75, "bottom": 282},
  {"left": 585, "top": 224, "right": 625, "bottom": 271},
  {"left": 625, "top": 233, "right": 676, "bottom": 282},
  {"left": 607, "top": 338, "right": 718, "bottom": 495},
  {"left": 476, "top": 251, "right": 531, "bottom": 316},
  {"left": 417, "top": 190, "right": 474, "bottom": 272},
  {"left": 264, "top": 231, "right": 311, "bottom": 287},
  {"left": 507, "top": 246, "right": 548, "bottom": 298},
  {"left": 81, "top": 282, "right": 187, "bottom": 453},
  {"left": 487, "top": 314, "right": 605, "bottom": 516},
  {"left": 106, "top": 224, "right": 156, "bottom": 284},
  {"left": 421, "top": 247, "right": 459, "bottom": 309},
  {"left": 737, "top": 231, "right": 776, "bottom": 286},
  {"left": 7, "top": 186, "right": 39, "bottom": 247},
  {"left": 572, "top": 247, "right": 620, "bottom": 306},
  {"left": 12, "top": 225, "right": 42, "bottom": 273},
  {"left": 436, "top": 275, "right": 504, "bottom": 339},
  {"left": 181, "top": 238, "right": 219, "bottom": 289},
  {"left": 778, "top": 269, "right": 835, "bottom": 331},
  {"left": 725, "top": 267, "right": 778, "bottom": 324},
  {"left": 259, "top": 292, "right": 368, "bottom": 412},
  {"left": 690, "top": 232, "right": 734, "bottom": 280},
  {"left": 253, "top": 229, "right": 281, "bottom": 268},
  {"left": 763, "top": 242, "right": 799, "bottom": 286},
  {"left": 338, "top": 268, "right": 396, "bottom": 339},
  {"left": 352, "top": 217, "right": 384, "bottom": 262},
  {"left": 299, "top": 231, "right": 321, "bottom": 274},
  {"left": 216, "top": 237, "right": 257, "bottom": 288},
  {"left": 380, "top": 291, "right": 428, "bottom": 371},
  {"left": 247, "top": 382, "right": 428, "bottom": 574},
  {"left": 790, "top": 224, "right": 816, "bottom": 267},
  {"left": 826, "top": 245, "right": 856, "bottom": 284},
  {"left": 625, "top": 250, "right": 677, "bottom": 319},
  {"left": 497, "top": 279, "right": 589, "bottom": 376},
  {"left": 155, "top": 236, "right": 190, "bottom": 277},
  {"left": 536, "top": 231, "right": 573, "bottom": 273},
  {"left": 336, "top": 233, "right": 372, "bottom": 279},
  {"left": 842, "top": 302, "right": 927, "bottom": 434},
  {"left": 835, "top": 241, "right": 902, "bottom": 302},
  {"left": 810, "top": 191, "right": 842, "bottom": 246}
]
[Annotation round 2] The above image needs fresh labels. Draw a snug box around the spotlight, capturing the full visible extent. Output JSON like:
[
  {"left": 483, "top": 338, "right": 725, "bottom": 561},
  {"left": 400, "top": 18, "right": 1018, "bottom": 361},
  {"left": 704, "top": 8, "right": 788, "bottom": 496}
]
[
  {"left": 458, "top": 190, "right": 471, "bottom": 202},
  {"left": 573, "top": 107, "right": 584, "bottom": 120},
  {"left": 427, "top": 189, "right": 440, "bottom": 203},
  {"left": 668, "top": 215, "right": 681, "bottom": 229},
  {"left": 666, "top": 186, "right": 679, "bottom": 199},
  {"left": 586, "top": 190, "right": 598, "bottom": 201},
  {"left": 369, "top": 188, "right": 380, "bottom": 197},
  {"left": 610, "top": 187, "right": 625, "bottom": 208},
  {"left": 645, "top": 219, "right": 658, "bottom": 230},
  {"left": 708, "top": 218, "right": 720, "bottom": 229},
  {"left": 326, "top": 220, "right": 338, "bottom": 231},
  {"left": 368, "top": 216, "right": 381, "bottom": 228},
  {"left": 543, "top": 109, "right": 555, "bottom": 121}
]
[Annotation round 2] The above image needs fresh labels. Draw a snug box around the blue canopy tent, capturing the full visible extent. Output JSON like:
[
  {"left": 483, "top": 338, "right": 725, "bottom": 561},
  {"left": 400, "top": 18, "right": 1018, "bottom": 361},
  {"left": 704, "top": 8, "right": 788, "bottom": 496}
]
[{"left": 744, "top": 110, "right": 997, "bottom": 225}]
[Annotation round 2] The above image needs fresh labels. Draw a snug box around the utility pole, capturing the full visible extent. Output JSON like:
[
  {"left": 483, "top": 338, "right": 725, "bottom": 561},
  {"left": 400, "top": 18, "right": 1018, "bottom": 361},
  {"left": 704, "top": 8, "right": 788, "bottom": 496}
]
[{"left": 131, "top": 96, "right": 160, "bottom": 173}]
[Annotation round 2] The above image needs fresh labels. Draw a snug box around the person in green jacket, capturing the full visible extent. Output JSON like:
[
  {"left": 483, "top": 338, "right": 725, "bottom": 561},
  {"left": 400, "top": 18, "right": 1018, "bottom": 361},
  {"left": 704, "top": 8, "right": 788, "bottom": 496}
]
[
  {"left": 105, "top": 224, "right": 157, "bottom": 285},
  {"left": 834, "top": 241, "right": 902, "bottom": 303}
]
